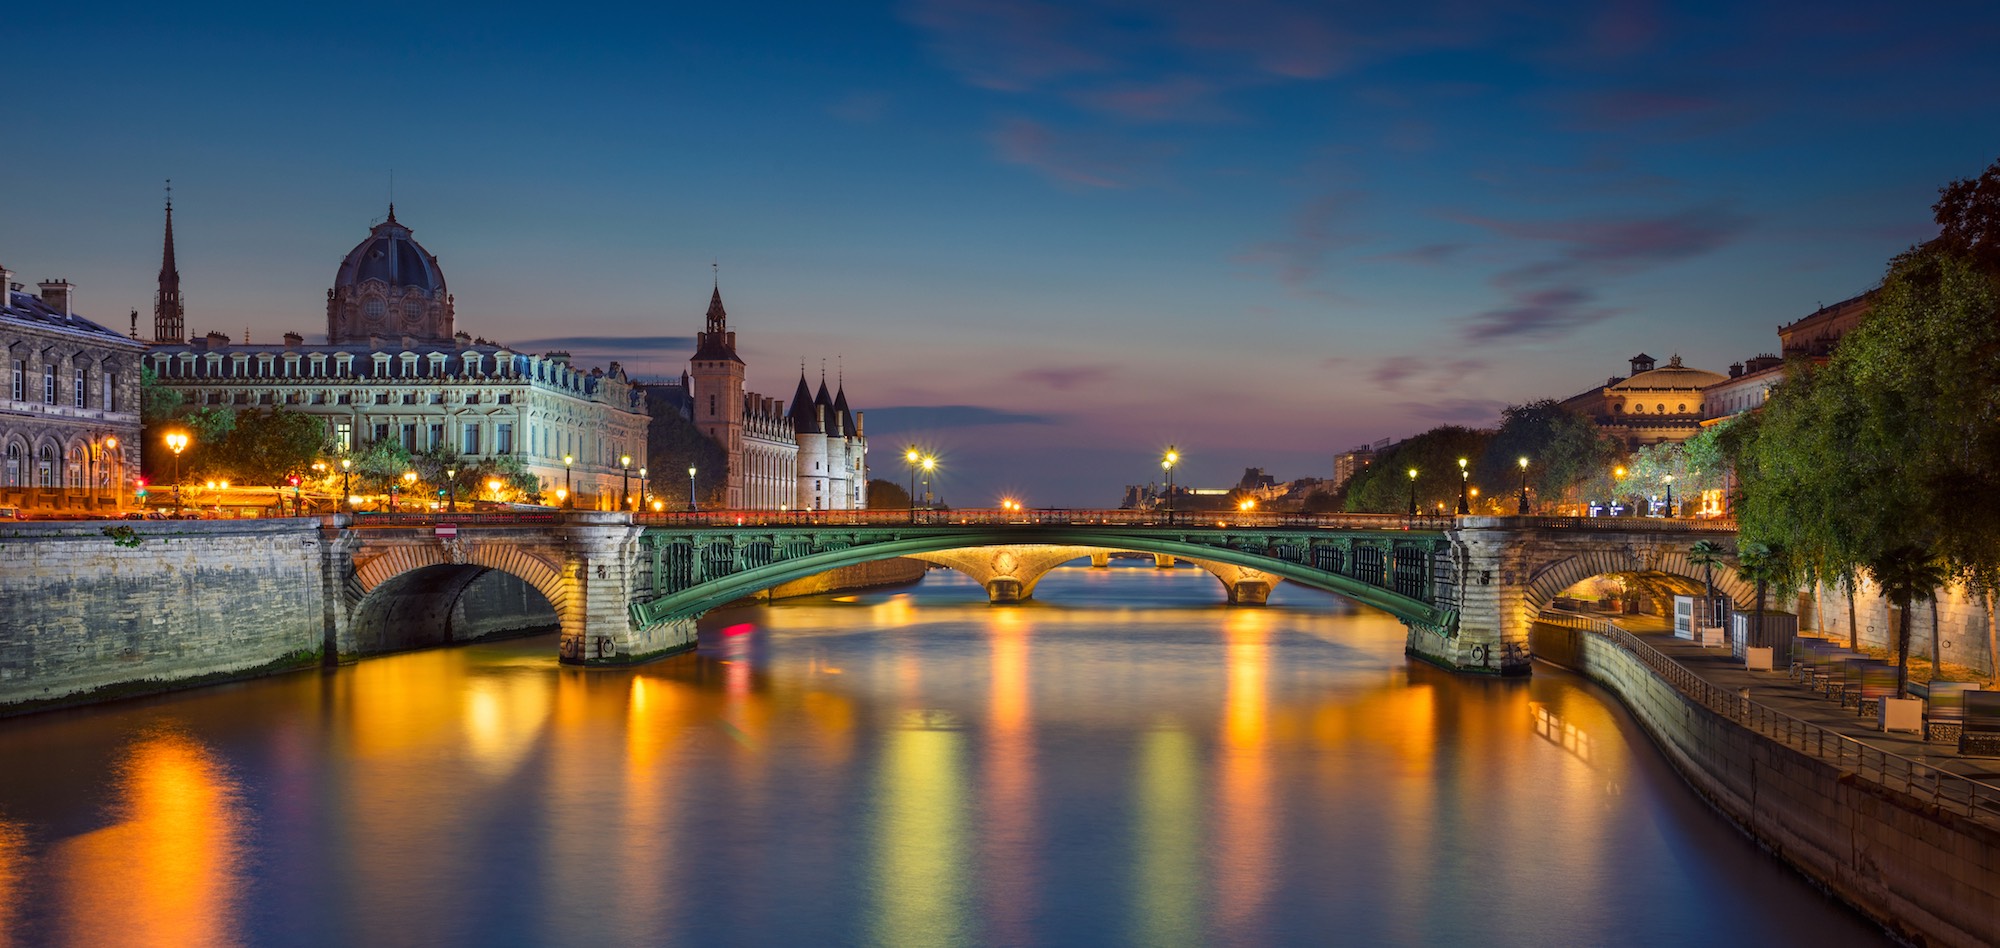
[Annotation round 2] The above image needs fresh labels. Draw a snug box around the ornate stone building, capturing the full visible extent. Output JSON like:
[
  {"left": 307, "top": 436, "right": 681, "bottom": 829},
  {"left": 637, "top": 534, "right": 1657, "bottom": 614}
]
[
  {"left": 0, "top": 267, "right": 146, "bottom": 510},
  {"left": 1559, "top": 353, "right": 1727, "bottom": 450},
  {"left": 148, "top": 207, "right": 647, "bottom": 507},
  {"left": 686, "top": 283, "right": 867, "bottom": 510}
]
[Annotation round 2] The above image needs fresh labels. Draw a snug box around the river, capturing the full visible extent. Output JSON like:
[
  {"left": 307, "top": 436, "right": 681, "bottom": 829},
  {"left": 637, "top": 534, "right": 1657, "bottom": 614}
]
[{"left": 0, "top": 560, "right": 1881, "bottom": 946}]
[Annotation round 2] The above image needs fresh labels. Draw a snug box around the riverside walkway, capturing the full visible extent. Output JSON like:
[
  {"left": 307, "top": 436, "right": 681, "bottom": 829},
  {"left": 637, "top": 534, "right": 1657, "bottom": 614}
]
[{"left": 1544, "top": 611, "right": 2000, "bottom": 825}]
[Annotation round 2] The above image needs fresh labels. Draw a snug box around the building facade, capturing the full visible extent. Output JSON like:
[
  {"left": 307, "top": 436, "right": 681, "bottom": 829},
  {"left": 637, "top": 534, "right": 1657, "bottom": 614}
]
[
  {"left": 1, "top": 267, "right": 146, "bottom": 510},
  {"left": 148, "top": 207, "right": 648, "bottom": 507},
  {"left": 1560, "top": 353, "right": 1728, "bottom": 449},
  {"left": 686, "top": 285, "right": 867, "bottom": 510}
]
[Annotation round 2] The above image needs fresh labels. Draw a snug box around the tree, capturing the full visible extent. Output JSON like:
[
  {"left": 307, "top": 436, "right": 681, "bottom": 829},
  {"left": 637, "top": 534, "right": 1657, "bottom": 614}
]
[
  {"left": 1733, "top": 542, "right": 1791, "bottom": 650},
  {"left": 642, "top": 390, "right": 729, "bottom": 508},
  {"left": 868, "top": 478, "right": 910, "bottom": 511},
  {"left": 1932, "top": 155, "right": 2000, "bottom": 275},
  {"left": 1868, "top": 544, "right": 1951, "bottom": 693},
  {"left": 1300, "top": 489, "right": 1341, "bottom": 514},
  {"left": 1474, "top": 399, "right": 1620, "bottom": 512},
  {"left": 1338, "top": 426, "right": 1491, "bottom": 514},
  {"left": 1689, "top": 540, "right": 1726, "bottom": 625}
]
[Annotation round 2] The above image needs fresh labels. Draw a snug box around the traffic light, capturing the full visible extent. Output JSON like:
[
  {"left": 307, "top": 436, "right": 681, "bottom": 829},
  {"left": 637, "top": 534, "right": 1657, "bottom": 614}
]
[
  {"left": 134, "top": 476, "right": 148, "bottom": 499},
  {"left": 287, "top": 475, "right": 301, "bottom": 487}
]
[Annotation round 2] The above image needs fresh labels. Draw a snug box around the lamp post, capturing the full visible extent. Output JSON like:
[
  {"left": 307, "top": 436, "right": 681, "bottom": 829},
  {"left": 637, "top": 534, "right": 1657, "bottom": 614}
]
[
  {"left": 1517, "top": 456, "right": 1530, "bottom": 516},
  {"left": 340, "top": 458, "right": 352, "bottom": 511},
  {"left": 620, "top": 454, "right": 632, "bottom": 511},
  {"left": 562, "top": 455, "right": 574, "bottom": 509},
  {"left": 1162, "top": 446, "right": 1179, "bottom": 524},
  {"left": 487, "top": 478, "right": 502, "bottom": 504},
  {"left": 688, "top": 466, "right": 697, "bottom": 513},
  {"left": 164, "top": 431, "right": 189, "bottom": 516},
  {"left": 1663, "top": 474, "right": 1675, "bottom": 519},
  {"left": 444, "top": 467, "right": 457, "bottom": 513},
  {"left": 904, "top": 447, "right": 920, "bottom": 523},
  {"left": 1612, "top": 465, "right": 1627, "bottom": 516},
  {"left": 1407, "top": 467, "right": 1419, "bottom": 517},
  {"left": 1456, "top": 457, "right": 1470, "bottom": 515},
  {"left": 639, "top": 467, "right": 648, "bottom": 511},
  {"left": 919, "top": 455, "right": 936, "bottom": 519}
]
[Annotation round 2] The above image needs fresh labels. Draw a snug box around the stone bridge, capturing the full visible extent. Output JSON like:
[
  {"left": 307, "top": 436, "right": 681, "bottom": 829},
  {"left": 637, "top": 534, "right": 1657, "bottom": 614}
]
[{"left": 332, "top": 509, "right": 1742, "bottom": 676}]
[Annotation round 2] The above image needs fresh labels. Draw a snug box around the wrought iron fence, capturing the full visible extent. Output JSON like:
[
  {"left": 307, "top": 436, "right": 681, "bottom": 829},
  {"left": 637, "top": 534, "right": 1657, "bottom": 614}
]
[{"left": 1541, "top": 611, "right": 2000, "bottom": 825}]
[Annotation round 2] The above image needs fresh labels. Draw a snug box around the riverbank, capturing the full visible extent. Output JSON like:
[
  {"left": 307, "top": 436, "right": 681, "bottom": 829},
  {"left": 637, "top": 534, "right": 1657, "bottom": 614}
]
[{"left": 1532, "top": 616, "right": 2000, "bottom": 947}]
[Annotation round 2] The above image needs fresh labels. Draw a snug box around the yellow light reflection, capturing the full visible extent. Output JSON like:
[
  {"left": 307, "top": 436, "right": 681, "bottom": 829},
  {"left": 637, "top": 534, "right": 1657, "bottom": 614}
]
[
  {"left": 53, "top": 730, "right": 245, "bottom": 947},
  {"left": 1215, "top": 614, "right": 1272, "bottom": 938},
  {"left": 982, "top": 614, "right": 1036, "bottom": 943},
  {"left": 870, "top": 725, "right": 969, "bottom": 948},
  {"left": 0, "top": 820, "right": 25, "bottom": 948},
  {"left": 1133, "top": 725, "right": 1203, "bottom": 948}
]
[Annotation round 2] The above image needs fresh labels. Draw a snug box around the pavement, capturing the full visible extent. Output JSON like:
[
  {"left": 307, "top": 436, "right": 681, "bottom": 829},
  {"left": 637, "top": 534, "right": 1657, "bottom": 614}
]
[{"left": 1609, "top": 615, "right": 2000, "bottom": 784}]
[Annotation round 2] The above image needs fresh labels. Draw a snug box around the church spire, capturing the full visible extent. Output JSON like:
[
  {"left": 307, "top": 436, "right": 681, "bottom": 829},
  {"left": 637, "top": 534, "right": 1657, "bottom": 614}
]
[{"left": 153, "top": 180, "right": 185, "bottom": 344}]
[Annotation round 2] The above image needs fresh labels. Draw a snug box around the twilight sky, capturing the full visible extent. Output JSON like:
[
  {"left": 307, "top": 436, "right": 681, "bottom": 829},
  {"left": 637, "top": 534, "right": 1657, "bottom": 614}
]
[{"left": 6, "top": 2, "right": 1998, "bottom": 505}]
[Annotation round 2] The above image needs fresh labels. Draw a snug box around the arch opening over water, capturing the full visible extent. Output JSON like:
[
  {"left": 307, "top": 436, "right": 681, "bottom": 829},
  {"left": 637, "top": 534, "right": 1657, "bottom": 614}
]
[{"left": 350, "top": 564, "right": 559, "bottom": 656}]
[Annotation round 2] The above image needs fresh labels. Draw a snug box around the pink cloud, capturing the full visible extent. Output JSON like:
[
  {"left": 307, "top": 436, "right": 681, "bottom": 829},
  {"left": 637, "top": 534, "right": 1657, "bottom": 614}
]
[{"left": 988, "top": 118, "right": 1172, "bottom": 189}]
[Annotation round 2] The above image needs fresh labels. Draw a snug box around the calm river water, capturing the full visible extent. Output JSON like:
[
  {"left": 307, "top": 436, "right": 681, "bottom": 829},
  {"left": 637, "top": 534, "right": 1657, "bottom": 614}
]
[{"left": 0, "top": 561, "right": 1881, "bottom": 946}]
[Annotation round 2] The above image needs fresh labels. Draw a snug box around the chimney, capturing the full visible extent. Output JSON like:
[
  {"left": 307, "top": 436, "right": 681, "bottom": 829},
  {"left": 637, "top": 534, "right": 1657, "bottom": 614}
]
[
  {"left": 38, "top": 280, "right": 73, "bottom": 316},
  {"left": 284, "top": 331, "right": 305, "bottom": 348},
  {"left": 1729, "top": 362, "right": 1743, "bottom": 378},
  {"left": 204, "top": 330, "right": 230, "bottom": 347}
]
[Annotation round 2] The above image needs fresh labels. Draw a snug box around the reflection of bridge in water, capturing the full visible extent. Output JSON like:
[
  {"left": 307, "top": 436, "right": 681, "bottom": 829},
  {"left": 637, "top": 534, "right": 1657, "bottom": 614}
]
[{"left": 335, "top": 509, "right": 1739, "bottom": 677}]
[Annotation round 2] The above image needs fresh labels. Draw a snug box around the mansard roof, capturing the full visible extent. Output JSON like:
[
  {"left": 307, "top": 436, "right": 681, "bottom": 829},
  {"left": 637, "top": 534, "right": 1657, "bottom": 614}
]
[{"left": 2, "top": 287, "right": 145, "bottom": 348}]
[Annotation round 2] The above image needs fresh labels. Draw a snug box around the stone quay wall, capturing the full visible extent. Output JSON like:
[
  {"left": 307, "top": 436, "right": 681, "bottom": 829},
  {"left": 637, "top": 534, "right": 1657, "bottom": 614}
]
[
  {"left": 0, "top": 518, "right": 334, "bottom": 714},
  {"left": 1532, "top": 621, "right": 2000, "bottom": 947},
  {"left": 1802, "top": 580, "right": 1998, "bottom": 679}
]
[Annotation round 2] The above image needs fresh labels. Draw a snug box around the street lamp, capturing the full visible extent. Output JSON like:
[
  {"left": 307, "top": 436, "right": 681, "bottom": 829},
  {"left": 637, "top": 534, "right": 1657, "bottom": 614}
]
[
  {"left": 639, "top": 467, "right": 648, "bottom": 511},
  {"left": 562, "top": 454, "right": 574, "bottom": 509},
  {"left": 620, "top": 454, "right": 632, "bottom": 511},
  {"left": 1663, "top": 474, "right": 1675, "bottom": 518},
  {"left": 904, "top": 446, "right": 920, "bottom": 523},
  {"left": 340, "top": 458, "right": 352, "bottom": 511},
  {"left": 1517, "top": 456, "right": 1531, "bottom": 516},
  {"left": 444, "top": 466, "right": 457, "bottom": 513},
  {"left": 919, "top": 455, "right": 936, "bottom": 519},
  {"left": 1407, "top": 467, "right": 1419, "bottom": 517},
  {"left": 688, "top": 466, "right": 698, "bottom": 512},
  {"left": 1162, "top": 446, "right": 1179, "bottom": 524},
  {"left": 1456, "top": 457, "right": 1470, "bottom": 515},
  {"left": 164, "top": 431, "right": 189, "bottom": 516}
]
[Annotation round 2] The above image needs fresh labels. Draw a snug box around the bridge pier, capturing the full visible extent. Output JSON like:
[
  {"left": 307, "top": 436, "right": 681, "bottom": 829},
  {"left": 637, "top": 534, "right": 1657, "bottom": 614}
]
[
  {"left": 1089, "top": 552, "right": 1110, "bottom": 568},
  {"left": 913, "top": 545, "right": 1101, "bottom": 603},
  {"left": 1153, "top": 553, "right": 1176, "bottom": 569}
]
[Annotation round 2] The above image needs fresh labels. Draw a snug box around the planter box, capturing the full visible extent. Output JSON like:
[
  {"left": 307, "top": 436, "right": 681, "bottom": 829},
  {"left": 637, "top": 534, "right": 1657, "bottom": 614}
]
[
  {"left": 1745, "top": 646, "right": 1773, "bottom": 671},
  {"left": 1698, "top": 626, "right": 1726, "bottom": 648},
  {"left": 1879, "top": 697, "right": 1923, "bottom": 734}
]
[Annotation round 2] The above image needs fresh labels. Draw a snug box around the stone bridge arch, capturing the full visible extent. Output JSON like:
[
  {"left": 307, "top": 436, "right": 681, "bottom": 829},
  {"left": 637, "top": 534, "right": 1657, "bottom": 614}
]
[
  {"left": 1521, "top": 546, "right": 1755, "bottom": 615},
  {"left": 911, "top": 544, "right": 1285, "bottom": 605},
  {"left": 343, "top": 539, "right": 573, "bottom": 657}
]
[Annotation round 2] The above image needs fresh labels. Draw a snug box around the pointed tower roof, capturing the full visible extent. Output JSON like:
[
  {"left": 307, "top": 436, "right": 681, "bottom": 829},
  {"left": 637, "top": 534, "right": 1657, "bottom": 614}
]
[
  {"left": 153, "top": 182, "right": 185, "bottom": 344},
  {"left": 788, "top": 372, "right": 822, "bottom": 434},
  {"left": 692, "top": 284, "right": 743, "bottom": 363},
  {"left": 833, "top": 384, "right": 855, "bottom": 438}
]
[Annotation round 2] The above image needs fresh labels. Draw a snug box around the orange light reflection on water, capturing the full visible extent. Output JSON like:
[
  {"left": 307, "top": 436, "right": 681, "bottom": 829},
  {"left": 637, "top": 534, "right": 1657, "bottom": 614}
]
[
  {"left": 52, "top": 730, "right": 246, "bottom": 948},
  {"left": 1214, "top": 610, "right": 1273, "bottom": 940}
]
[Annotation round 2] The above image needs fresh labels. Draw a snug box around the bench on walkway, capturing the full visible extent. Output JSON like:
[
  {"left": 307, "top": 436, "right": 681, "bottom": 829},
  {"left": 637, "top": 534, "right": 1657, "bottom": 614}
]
[
  {"left": 1842, "top": 658, "right": 1896, "bottom": 717},
  {"left": 1960, "top": 691, "right": 2000, "bottom": 757},
  {"left": 1924, "top": 681, "right": 1985, "bottom": 744}
]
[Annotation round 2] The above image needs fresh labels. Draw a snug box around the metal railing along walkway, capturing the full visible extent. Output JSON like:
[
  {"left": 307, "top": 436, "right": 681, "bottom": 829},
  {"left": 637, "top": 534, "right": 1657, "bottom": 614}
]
[{"left": 1539, "top": 611, "right": 2000, "bottom": 826}]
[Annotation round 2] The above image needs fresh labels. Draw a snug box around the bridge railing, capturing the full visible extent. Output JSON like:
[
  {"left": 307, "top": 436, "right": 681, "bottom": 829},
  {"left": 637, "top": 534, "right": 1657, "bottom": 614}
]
[
  {"left": 348, "top": 511, "right": 561, "bottom": 527},
  {"left": 1544, "top": 610, "right": 2000, "bottom": 826},
  {"left": 632, "top": 507, "right": 1459, "bottom": 531},
  {"left": 1517, "top": 515, "right": 1737, "bottom": 533}
]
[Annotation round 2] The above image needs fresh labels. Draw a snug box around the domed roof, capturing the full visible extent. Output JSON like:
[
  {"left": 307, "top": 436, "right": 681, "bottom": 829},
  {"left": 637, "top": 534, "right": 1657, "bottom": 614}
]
[
  {"left": 1609, "top": 353, "right": 1726, "bottom": 391},
  {"left": 333, "top": 206, "right": 446, "bottom": 297}
]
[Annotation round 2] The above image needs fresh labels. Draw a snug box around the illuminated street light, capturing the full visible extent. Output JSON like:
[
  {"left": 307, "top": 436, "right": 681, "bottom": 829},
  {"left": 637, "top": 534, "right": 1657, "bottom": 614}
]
[
  {"left": 620, "top": 454, "right": 632, "bottom": 511},
  {"left": 688, "top": 466, "right": 698, "bottom": 512},
  {"left": 1407, "top": 467, "right": 1419, "bottom": 517},
  {"left": 639, "top": 467, "right": 648, "bottom": 511},
  {"left": 1663, "top": 474, "right": 1676, "bottom": 519},
  {"left": 1162, "top": 445, "right": 1179, "bottom": 525},
  {"left": 445, "top": 466, "right": 457, "bottom": 513},
  {"left": 165, "top": 430, "right": 189, "bottom": 516},
  {"left": 905, "top": 446, "right": 921, "bottom": 523},
  {"left": 562, "top": 454, "right": 574, "bottom": 509},
  {"left": 487, "top": 478, "right": 502, "bottom": 503},
  {"left": 1456, "top": 457, "right": 1470, "bottom": 515},
  {"left": 919, "top": 455, "right": 936, "bottom": 519},
  {"left": 1517, "top": 455, "right": 1531, "bottom": 516},
  {"left": 340, "top": 458, "right": 352, "bottom": 511}
]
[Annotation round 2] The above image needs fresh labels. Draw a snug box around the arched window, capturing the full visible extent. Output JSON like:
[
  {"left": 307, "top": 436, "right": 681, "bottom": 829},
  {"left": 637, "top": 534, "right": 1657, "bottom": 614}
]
[
  {"left": 1678, "top": 403, "right": 1687, "bottom": 413},
  {"left": 4, "top": 441, "right": 21, "bottom": 487},
  {"left": 1656, "top": 404, "right": 1665, "bottom": 413},
  {"left": 1630, "top": 403, "right": 1642, "bottom": 414},
  {"left": 68, "top": 446, "right": 85, "bottom": 487},
  {"left": 36, "top": 445, "right": 56, "bottom": 487},
  {"left": 364, "top": 297, "right": 386, "bottom": 320}
]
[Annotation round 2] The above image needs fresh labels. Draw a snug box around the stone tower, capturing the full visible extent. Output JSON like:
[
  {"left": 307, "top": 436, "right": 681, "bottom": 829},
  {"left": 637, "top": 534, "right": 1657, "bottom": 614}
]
[
  {"left": 153, "top": 188, "right": 185, "bottom": 344},
  {"left": 689, "top": 283, "right": 747, "bottom": 508}
]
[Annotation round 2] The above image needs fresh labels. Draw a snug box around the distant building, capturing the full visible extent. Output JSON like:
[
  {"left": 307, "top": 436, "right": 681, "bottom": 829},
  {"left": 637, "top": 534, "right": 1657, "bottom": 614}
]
[
  {"left": 1560, "top": 353, "right": 1726, "bottom": 449},
  {"left": 684, "top": 283, "right": 868, "bottom": 510},
  {"left": 1701, "top": 353, "right": 1785, "bottom": 422},
  {"left": 0, "top": 265, "right": 146, "bottom": 507},
  {"left": 1334, "top": 438, "right": 1392, "bottom": 490},
  {"left": 147, "top": 205, "right": 648, "bottom": 506},
  {"left": 1779, "top": 291, "right": 1873, "bottom": 360}
]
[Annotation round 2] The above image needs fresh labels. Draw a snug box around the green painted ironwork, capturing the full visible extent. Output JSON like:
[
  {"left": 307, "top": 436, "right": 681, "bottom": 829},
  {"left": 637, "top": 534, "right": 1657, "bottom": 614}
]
[{"left": 631, "top": 523, "right": 1457, "bottom": 636}]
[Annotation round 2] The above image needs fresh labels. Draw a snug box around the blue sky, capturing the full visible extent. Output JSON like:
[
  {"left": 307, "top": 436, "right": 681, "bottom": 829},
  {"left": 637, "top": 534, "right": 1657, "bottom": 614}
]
[{"left": 6, "top": 2, "right": 1998, "bottom": 504}]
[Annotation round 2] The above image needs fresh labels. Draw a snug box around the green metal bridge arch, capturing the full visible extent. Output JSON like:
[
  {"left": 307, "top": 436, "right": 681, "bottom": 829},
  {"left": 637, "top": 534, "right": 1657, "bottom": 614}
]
[{"left": 630, "top": 521, "right": 1459, "bottom": 637}]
